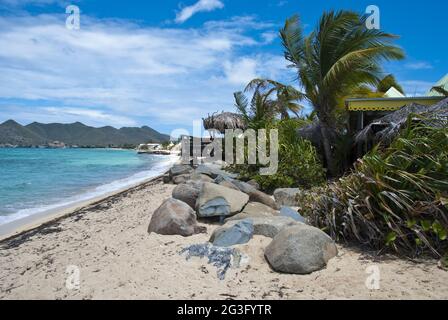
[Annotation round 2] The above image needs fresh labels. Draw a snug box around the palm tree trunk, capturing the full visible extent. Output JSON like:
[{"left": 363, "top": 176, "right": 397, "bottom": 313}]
[
  {"left": 320, "top": 122, "right": 337, "bottom": 177},
  {"left": 280, "top": 110, "right": 290, "bottom": 120}
]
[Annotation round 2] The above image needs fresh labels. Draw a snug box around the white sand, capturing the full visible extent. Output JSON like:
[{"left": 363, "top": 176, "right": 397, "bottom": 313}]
[{"left": 1, "top": 178, "right": 447, "bottom": 300}]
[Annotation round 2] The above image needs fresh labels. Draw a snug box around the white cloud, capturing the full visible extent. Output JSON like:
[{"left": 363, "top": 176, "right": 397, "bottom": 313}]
[
  {"left": 0, "top": 14, "right": 291, "bottom": 130},
  {"left": 405, "top": 61, "right": 433, "bottom": 70},
  {"left": 223, "top": 55, "right": 290, "bottom": 85},
  {"left": 43, "top": 107, "right": 137, "bottom": 127},
  {"left": 223, "top": 58, "right": 258, "bottom": 85},
  {"left": 204, "top": 15, "right": 276, "bottom": 31},
  {"left": 261, "top": 31, "right": 277, "bottom": 44},
  {"left": 175, "top": 0, "right": 224, "bottom": 24},
  {"left": 0, "top": 0, "right": 69, "bottom": 8}
]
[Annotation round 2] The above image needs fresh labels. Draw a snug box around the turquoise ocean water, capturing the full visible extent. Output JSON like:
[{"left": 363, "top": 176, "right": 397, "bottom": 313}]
[{"left": 0, "top": 148, "right": 176, "bottom": 225}]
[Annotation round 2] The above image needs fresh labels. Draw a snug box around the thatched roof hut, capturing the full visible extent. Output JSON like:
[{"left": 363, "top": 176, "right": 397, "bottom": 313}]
[
  {"left": 355, "top": 97, "right": 448, "bottom": 147},
  {"left": 203, "top": 112, "right": 247, "bottom": 134}
]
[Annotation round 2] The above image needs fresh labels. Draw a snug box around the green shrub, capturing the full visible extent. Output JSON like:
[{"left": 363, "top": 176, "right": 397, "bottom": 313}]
[
  {"left": 299, "top": 117, "right": 448, "bottom": 258},
  {"left": 254, "top": 137, "right": 326, "bottom": 192},
  {"left": 230, "top": 118, "right": 326, "bottom": 192}
]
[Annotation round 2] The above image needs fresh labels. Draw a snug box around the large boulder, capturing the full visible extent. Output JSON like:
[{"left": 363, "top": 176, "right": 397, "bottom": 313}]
[
  {"left": 219, "top": 180, "right": 240, "bottom": 191},
  {"left": 214, "top": 174, "right": 233, "bottom": 184},
  {"left": 220, "top": 216, "right": 298, "bottom": 238},
  {"left": 279, "top": 206, "right": 306, "bottom": 223},
  {"left": 196, "top": 182, "right": 249, "bottom": 218},
  {"left": 194, "top": 164, "right": 238, "bottom": 180},
  {"left": 231, "top": 179, "right": 255, "bottom": 194},
  {"left": 170, "top": 164, "right": 193, "bottom": 177},
  {"left": 232, "top": 180, "right": 279, "bottom": 210},
  {"left": 148, "top": 198, "right": 206, "bottom": 237},
  {"left": 273, "top": 188, "right": 300, "bottom": 206},
  {"left": 264, "top": 225, "right": 338, "bottom": 274},
  {"left": 190, "top": 173, "right": 214, "bottom": 183},
  {"left": 172, "top": 182, "right": 202, "bottom": 209},
  {"left": 249, "top": 190, "right": 280, "bottom": 210},
  {"left": 225, "top": 202, "right": 277, "bottom": 222},
  {"left": 172, "top": 174, "right": 191, "bottom": 185},
  {"left": 246, "top": 179, "right": 260, "bottom": 190},
  {"left": 210, "top": 220, "right": 254, "bottom": 247},
  {"left": 250, "top": 216, "right": 298, "bottom": 238}
]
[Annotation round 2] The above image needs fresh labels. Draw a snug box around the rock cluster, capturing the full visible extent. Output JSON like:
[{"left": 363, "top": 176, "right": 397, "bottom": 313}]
[{"left": 149, "top": 162, "right": 337, "bottom": 275}]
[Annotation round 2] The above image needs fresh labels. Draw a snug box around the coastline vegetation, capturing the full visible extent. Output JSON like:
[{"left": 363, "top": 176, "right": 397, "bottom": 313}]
[
  {"left": 226, "top": 9, "right": 447, "bottom": 258},
  {"left": 299, "top": 118, "right": 448, "bottom": 258}
]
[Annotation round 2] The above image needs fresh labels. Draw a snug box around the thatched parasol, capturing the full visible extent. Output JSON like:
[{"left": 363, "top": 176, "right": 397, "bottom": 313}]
[
  {"left": 355, "top": 97, "right": 448, "bottom": 147},
  {"left": 203, "top": 112, "right": 247, "bottom": 134},
  {"left": 297, "top": 121, "right": 322, "bottom": 148}
]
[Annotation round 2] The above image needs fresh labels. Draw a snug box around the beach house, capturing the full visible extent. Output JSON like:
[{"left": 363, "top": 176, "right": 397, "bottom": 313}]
[{"left": 346, "top": 73, "right": 448, "bottom": 132}]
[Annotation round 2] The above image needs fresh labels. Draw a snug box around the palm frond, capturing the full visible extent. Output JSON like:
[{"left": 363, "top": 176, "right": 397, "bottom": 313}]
[
  {"left": 280, "top": 15, "right": 305, "bottom": 67},
  {"left": 431, "top": 86, "right": 448, "bottom": 97}
]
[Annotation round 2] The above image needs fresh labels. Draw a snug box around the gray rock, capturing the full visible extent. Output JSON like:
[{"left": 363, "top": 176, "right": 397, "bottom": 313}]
[
  {"left": 247, "top": 179, "right": 260, "bottom": 190},
  {"left": 198, "top": 197, "right": 230, "bottom": 217},
  {"left": 172, "top": 183, "right": 201, "bottom": 209},
  {"left": 220, "top": 216, "right": 298, "bottom": 238},
  {"left": 231, "top": 179, "right": 255, "bottom": 194},
  {"left": 264, "top": 225, "right": 338, "bottom": 274},
  {"left": 195, "top": 164, "right": 238, "bottom": 179},
  {"left": 232, "top": 180, "right": 279, "bottom": 210},
  {"left": 162, "top": 174, "right": 171, "bottom": 184},
  {"left": 210, "top": 220, "right": 254, "bottom": 247},
  {"left": 225, "top": 202, "right": 277, "bottom": 222},
  {"left": 273, "top": 188, "right": 300, "bottom": 206},
  {"left": 280, "top": 206, "right": 306, "bottom": 223},
  {"left": 196, "top": 182, "right": 249, "bottom": 217},
  {"left": 190, "top": 173, "right": 214, "bottom": 183},
  {"left": 218, "top": 180, "right": 240, "bottom": 191},
  {"left": 249, "top": 190, "right": 280, "bottom": 210},
  {"left": 172, "top": 174, "right": 191, "bottom": 185},
  {"left": 214, "top": 174, "right": 233, "bottom": 184},
  {"left": 170, "top": 164, "right": 193, "bottom": 177},
  {"left": 250, "top": 216, "right": 298, "bottom": 238},
  {"left": 148, "top": 198, "right": 206, "bottom": 237}
]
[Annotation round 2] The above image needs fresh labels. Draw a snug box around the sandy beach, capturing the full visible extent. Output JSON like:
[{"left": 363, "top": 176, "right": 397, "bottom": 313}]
[{"left": 1, "top": 176, "right": 447, "bottom": 300}]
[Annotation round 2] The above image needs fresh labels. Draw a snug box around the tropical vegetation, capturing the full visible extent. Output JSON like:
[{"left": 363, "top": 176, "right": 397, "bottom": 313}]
[
  {"left": 231, "top": 118, "right": 326, "bottom": 192},
  {"left": 224, "top": 9, "right": 447, "bottom": 258},
  {"left": 280, "top": 11, "right": 404, "bottom": 176},
  {"left": 298, "top": 117, "right": 448, "bottom": 258}
]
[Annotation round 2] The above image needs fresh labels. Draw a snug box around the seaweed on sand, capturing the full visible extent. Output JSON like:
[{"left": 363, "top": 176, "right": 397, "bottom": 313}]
[{"left": 180, "top": 243, "right": 243, "bottom": 280}]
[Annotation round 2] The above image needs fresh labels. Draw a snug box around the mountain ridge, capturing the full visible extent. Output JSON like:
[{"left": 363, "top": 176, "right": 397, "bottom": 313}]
[{"left": 0, "top": 120, "right": 170, "bottom": 147}]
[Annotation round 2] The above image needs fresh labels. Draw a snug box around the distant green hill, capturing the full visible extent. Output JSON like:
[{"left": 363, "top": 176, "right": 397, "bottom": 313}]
[{"left": 0, "top": 120, "right": 170, "bottom": 147}]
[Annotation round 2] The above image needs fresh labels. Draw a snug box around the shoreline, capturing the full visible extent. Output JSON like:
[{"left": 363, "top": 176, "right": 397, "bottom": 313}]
[
  {"left": 0, "top": 173, "right": 168, "bottom": 242},
  {"left": 1, "top": 173, "right": 446, "bottom": 299},
  {"left": 0, "top": 150, "right": 180, "bottom": 241}
]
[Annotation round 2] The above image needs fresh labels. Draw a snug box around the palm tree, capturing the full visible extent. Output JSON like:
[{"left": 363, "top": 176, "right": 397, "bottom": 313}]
[
  {"left": 280, "top": 11, "right": 405, "bottom": 175},
  {"left": 244, "top": 79, "right": 305, "bottom": 119},
  {"left": 337, "top": 74, "right": 404, "bottom": 106},
  {"left": 233, "top": 91, "right": 276, "bottom": 130},
  {"left": 376, "top": 74, "right": 404, "bottom": 94}
]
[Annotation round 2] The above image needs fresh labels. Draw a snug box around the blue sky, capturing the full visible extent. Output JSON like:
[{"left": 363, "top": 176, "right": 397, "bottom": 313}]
[{"left": 0, "top": 0, "right": 447, "bottom": 135}]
